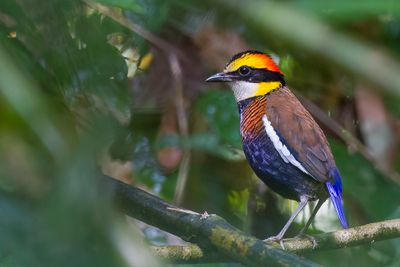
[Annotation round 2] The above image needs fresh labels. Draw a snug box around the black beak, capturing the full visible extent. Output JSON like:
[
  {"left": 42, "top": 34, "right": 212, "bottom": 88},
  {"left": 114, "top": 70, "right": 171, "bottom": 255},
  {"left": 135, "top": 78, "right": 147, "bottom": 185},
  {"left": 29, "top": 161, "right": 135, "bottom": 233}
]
[{"left": 205, "top": 72, "right": 235, "bottom": 82}]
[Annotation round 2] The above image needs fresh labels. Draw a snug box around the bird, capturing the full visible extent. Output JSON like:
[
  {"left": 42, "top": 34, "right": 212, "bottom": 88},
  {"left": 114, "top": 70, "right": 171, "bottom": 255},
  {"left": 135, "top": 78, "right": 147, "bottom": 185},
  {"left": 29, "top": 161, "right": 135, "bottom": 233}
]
[{"left": 206, "top": 50, "right": 348, "bottom": 244}]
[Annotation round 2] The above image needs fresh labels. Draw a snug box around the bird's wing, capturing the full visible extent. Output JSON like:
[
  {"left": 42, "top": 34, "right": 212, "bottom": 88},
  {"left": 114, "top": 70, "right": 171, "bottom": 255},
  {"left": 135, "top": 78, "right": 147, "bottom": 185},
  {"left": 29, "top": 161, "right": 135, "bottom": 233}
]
[{"left": 265, "top": 88, "right": 336, "bottom": 183}]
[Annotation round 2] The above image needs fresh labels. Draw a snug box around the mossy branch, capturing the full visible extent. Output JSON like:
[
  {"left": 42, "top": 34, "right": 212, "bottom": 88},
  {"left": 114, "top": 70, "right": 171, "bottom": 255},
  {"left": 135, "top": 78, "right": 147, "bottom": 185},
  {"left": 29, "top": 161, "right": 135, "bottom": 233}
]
[
  {"left": 105, "top": 175, "right": 400, "bottom": 266},
  {"left": 151, "top": 244, "right": 225, "bottom": 264},
  {"left": 151, "top": 245, "right": 227, "bottom": 264},
  {"left": 279, "top": 218, "right": 400, "bottom": 253},
  {"left": 151, "top": 219, "right": 400, "bottom": 263},
  {"left": 105, "top": 175, "right": 319, "bottom": 267}
]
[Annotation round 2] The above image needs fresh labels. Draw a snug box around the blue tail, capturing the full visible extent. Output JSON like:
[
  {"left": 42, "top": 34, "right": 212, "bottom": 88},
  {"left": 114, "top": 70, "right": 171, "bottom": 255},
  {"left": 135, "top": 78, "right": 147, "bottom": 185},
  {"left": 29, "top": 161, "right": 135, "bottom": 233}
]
[{"left": 326, "top": 169, "right": 348, "bottom": 229}]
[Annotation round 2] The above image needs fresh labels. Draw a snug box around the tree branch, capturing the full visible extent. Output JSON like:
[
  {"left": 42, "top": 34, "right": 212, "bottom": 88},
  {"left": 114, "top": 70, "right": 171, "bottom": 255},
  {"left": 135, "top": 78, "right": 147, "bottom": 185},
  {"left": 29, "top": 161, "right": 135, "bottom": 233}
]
[
  {"left": 104, "top": 175, "right": 319, "bottom": 267},
  {"left": 151, "top": 219, "right": 400, "bottom": 263},
  {"left": 150, "top": 244, "right": 227, "bottom": 264},
  {"left": 280, "top": 219, "right": 400, "bottom": 253},
  {"left": 105, "top": 175, "right": 400, "bottom": 265}
]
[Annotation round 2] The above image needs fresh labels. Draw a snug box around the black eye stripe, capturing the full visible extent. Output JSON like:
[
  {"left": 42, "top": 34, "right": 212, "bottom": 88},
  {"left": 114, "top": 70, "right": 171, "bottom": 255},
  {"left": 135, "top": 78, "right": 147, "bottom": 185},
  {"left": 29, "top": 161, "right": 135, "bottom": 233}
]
[{"left": 228, "top": 68, "right": 285, "bottom": 84}]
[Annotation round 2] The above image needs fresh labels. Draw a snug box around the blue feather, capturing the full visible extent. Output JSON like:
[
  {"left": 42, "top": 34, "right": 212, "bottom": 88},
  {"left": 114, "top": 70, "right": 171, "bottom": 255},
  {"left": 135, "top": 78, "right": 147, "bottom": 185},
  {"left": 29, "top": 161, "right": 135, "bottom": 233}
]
[{"left": 326, "top": 168, "right": 348, "bottom": 228}]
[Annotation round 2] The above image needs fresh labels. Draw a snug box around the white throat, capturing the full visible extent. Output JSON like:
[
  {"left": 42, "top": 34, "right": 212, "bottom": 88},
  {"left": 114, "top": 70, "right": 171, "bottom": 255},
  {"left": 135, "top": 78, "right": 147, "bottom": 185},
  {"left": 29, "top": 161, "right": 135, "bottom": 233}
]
[{"left": 230, "top": 81, "right": 258, "bottom": 102}]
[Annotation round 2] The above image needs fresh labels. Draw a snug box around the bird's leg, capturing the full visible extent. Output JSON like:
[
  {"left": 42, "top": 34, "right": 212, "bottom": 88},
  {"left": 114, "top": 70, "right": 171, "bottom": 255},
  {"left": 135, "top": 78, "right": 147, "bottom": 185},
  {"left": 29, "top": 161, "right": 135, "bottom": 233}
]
[
  {"left": 294, "top": 198, "right": 325, "bottom": 249},
  {"left": 296, "top": 198, "right": 325, "bottom": 236},
  {"left": 264, "top": 197, "right": 309, "bottom": 249}
]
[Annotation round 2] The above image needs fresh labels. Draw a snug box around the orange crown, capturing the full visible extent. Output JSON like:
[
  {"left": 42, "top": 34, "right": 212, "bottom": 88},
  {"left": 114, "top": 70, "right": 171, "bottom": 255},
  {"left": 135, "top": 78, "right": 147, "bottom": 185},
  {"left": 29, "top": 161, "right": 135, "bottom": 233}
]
[{"left": 225, "top": 50, "right": 283, "bottom": 74}]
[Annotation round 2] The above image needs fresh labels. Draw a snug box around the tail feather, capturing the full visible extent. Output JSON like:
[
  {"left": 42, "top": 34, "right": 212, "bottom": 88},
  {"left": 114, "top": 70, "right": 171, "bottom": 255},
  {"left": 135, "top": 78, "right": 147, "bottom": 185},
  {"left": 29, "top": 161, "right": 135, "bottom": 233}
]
[{"left": 326, "top": 169, "right": 348, "bottom": 229}]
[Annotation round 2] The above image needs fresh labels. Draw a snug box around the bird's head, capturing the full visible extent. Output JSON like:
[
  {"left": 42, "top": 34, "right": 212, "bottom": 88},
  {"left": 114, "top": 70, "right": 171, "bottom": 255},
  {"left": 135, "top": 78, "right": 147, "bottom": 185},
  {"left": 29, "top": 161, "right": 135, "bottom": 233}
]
[{"left": 206, "top": 50, "right": 285, "bottom": 102}]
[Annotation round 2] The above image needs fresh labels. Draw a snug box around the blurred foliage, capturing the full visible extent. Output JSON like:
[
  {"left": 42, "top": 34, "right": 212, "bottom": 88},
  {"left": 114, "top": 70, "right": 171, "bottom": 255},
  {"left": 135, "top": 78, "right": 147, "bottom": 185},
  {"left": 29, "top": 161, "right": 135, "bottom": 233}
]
[
  {"left": 196, "top": 90, "right": 241, "bottom": 149},
  {"left": 0, "top": 0, "right": 400, "bottom": 266}
]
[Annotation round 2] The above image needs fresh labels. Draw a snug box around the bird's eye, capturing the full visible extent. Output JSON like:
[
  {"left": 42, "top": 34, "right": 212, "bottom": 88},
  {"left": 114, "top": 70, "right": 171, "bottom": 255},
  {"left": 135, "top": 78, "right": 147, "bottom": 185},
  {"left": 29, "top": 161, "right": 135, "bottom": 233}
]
[{"left": 238, "top": 66, "right": 251, "bottom": 76}]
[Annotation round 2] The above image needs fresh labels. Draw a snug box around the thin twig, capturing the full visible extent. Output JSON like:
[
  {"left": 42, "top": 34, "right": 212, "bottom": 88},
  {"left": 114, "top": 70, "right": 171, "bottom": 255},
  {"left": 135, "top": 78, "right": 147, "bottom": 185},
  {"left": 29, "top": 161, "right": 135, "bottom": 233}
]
[
  {"left": 84, "top": 0, "right": 186, "bottom": 60},
  {"left": 85, "top": 1, "right": 169, "bottom": 51},
  {"left": 169, "top": 54, "right": 191, "bottom": 205}
]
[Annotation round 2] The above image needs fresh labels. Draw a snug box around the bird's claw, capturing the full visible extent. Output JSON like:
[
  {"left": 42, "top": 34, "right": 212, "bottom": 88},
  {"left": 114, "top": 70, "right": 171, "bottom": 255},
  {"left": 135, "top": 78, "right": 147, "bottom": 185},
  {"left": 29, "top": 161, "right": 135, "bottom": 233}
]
[
  {"left": 200, "top": 211, "right": 210, "bottom": 219},
  {"left": 264, "top": 236, "right": 286, "bottom": 250},
  {"left": 295, "top": 233, "right": 317, "bottom": 249}
]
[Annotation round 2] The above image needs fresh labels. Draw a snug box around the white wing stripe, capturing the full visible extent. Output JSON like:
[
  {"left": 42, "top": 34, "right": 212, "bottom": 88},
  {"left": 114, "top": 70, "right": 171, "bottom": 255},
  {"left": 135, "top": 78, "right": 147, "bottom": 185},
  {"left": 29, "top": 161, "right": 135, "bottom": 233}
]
[{"left": 262, "top": 115, "right": 312, "bottom": 176}]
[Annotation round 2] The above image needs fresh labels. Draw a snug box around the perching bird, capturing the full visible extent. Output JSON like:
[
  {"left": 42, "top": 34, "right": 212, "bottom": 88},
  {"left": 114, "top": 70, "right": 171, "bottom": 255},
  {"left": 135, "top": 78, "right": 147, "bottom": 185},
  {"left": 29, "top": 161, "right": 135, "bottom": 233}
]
[{"left": 206, "top": 50, "right": 348, "bottom": 243}]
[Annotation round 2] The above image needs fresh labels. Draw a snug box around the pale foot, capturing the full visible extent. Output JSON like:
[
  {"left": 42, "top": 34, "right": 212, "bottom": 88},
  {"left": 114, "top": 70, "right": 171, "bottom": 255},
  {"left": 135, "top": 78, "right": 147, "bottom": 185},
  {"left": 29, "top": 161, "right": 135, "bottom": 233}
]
[
  {"left": 200, "top": 211, "right": 210, "bottom": 219},
  {"left": 294, "top": 233, "right": 317, "bottom": 249},
  {"left": 264, "top": 236, "right": 286, "bottom": 250}
]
